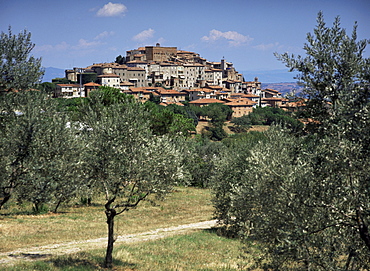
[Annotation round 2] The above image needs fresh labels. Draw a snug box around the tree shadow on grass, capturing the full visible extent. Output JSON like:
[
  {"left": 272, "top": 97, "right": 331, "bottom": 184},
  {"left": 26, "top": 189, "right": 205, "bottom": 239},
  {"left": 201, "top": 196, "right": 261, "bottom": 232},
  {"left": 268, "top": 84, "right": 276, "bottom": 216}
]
[
  {"left": 8, "top": 253, "right": 52, "bottom": 259},
  {"left": 203, "top": 227, "right": 240, "bottom": 239},
  {"left": 48, "top": 252, "right": 137, "bottom": 270}
]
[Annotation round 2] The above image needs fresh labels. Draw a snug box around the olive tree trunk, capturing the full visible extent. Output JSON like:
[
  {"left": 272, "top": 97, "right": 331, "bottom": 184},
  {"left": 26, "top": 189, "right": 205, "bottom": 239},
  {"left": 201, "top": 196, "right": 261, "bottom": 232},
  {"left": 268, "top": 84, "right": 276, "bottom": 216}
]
[{"left": 104, "top": 204, "right": 116, "bottom": 268}]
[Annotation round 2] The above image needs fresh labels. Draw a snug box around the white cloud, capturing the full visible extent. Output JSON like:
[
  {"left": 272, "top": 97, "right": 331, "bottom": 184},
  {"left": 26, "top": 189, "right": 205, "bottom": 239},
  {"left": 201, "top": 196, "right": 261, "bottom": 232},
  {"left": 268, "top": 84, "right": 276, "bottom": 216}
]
[
  {"left": 201, "top": 29, "right": 253, "bottom": 46},
  {"left": 35, "top": 38, "right": 104, "bottom": 54},
  {"left": 73, "top": 39, "right": 103, "bottom": 49},
  {"left": 253, "top": 42, "right": 280, "bottom": 51},
  {"left": 35, "top": 41, "right": 70, "bottom": 53},
  {"left": 132, "top": 28, "right": 155, "bottom": 42},
  {"left": 94, "top": 31, "right": 115, "bottom": 40},
  {"left": 96, "top": 2, "right": 127, "bottom": 17},
  {"left": 156, "top": 37, "right": 166, "bottom": 45}
]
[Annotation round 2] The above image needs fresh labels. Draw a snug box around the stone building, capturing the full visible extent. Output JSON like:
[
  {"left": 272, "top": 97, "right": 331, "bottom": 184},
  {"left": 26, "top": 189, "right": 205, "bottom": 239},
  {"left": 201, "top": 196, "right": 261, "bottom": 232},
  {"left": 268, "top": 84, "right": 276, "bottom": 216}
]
[{"left": 145, "top": 43, "right": 177, "bottom": 62}]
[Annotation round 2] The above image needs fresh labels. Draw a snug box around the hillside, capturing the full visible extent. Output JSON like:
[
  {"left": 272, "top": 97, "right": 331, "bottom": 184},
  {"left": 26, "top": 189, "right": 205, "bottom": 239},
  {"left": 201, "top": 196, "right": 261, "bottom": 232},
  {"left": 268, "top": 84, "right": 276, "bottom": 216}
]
[
  {"left": 44, "top": 67, "right": 304, "bottom": 98},
  {"left": 261, "top": 82, "right": 303, "bottom": 97},
  {"left": 42, "top": 67, "right": 65, "bottom": 82}
]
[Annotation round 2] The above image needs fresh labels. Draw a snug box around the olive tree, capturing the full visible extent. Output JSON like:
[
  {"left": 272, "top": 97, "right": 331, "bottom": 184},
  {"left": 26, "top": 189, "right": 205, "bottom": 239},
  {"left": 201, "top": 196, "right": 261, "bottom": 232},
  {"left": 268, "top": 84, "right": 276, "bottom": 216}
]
[
  {"left": 275, "top": 11, "right": 370, "bottom": 144},
  {"left": 14, "top": 110, "right": 83, "bottom": 213},
  {"left": 0, "top": 26, "right": 44, "bottom": 92},
  {"left": 182, "top": 138, "right": 228, "bottom": 188},
  {"left": 0, "top": 91, "right": 82, "bottom": 211},
  {"left": 213, "top": 12, "right": 370, "bottom": 270},
  {"left": 274, "top": 11, "right": 370, "bottom": 262},
  {"left": 214, "top": 126, "right": 370, "bottom": 270},
  {"left": 80, "top": 92, "right": 185, "bottom": 268}
]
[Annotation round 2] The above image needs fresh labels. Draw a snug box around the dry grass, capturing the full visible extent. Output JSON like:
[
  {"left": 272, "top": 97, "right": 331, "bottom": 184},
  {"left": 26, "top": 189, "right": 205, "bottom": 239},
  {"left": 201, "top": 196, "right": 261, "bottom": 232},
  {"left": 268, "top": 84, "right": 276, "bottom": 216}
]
[
  {"left": 0, "top": 187, "right": 266, "bottom": 270},
  {"left": 2, "top": 230, "right": 258, "bottom": 271},
  {"left": 0, "top": 187, "right": 213, "bottom": 253},
  {"left": 196, "top": 120, "right": 269, "bottom": 135},
  {"left": 110, "top": 229, "right": 251, "bottom": 270}
]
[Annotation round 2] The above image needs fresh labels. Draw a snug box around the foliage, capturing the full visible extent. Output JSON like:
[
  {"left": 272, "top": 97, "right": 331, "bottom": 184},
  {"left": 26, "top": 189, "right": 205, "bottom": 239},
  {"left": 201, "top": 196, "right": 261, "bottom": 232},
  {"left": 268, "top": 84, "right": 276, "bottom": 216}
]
[
  {"left": 54, "top": 97, "right": 85, "bottom": 112},
  {"left": 204, "top": 123, "right": 228, "bottom": 141},
  {"left": 195, "top": 103, "right": 233, "bottom": 141},
  {"left": 231, "top": 106, "right": 304, "bottom": 133},
  {"left": 182, "top": 138, "right": 228, "bottom": 188},
  {"left": 213, "top": 12, "right": 370, "bottom": 270},
  {"left": 190, "top": 103, "right": 232, "bottom": 123},
  {"left": 212, "top": 128, "right": 274, "bottom": 237},
  {"left": 0, "top": 91, "right": 82, "bottom": 212},
  {"left": 221, "top": 130, "right": 267, "bottom": 148},
  {"left": 275, "top": 11, "right": 370, "bottom": 141},
  {"left": 36, "top": 82, "right": 56, "bottom": 95},
  {"left": 229, "top": 114, "right": 252, "bottom": 132},
  {"left": 52, "top": 77, "right": 72, "bottom": 84},
  {"left": 82, "top": 87, "right": 195, "bottom": 137},
  {"left": 148, "top": 92, "right": 161, "bottom": 104},
  {"left": 87, "top": 86, "right": 135, "bottom": 107},
  {"left": 205, "top": 103, "right": 233, "bottom": 123},
  {"left": 144, "top": 102, "right": 196, "bottom": 137},
  {"left": 0, "top": 26, "right": 44, "bottom": 91},
  {"left": 77, "top": 73, "right": 97, "bottom": 85},
  {"left": 79, "top": 95, "right": 186, "bottom": 268},
  {"left": 115, "top": 54, "right": 125, "bottom": 65},
  {"left": 165, "top": 103, "right": 198, "bottom": 126}
]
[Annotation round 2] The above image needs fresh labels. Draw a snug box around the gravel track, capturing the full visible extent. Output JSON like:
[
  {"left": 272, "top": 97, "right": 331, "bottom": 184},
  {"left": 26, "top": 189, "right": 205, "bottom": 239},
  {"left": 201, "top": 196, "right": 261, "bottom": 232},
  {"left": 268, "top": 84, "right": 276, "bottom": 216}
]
[{"left": 0, "top": 219, "right": 217, "bottom": 265}]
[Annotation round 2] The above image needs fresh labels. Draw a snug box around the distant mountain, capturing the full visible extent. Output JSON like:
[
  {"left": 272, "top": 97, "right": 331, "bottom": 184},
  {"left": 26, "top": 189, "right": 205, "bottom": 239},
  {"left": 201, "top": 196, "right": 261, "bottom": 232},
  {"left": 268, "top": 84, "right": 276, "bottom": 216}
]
[
  {"left": 240, "top": 69, "right": 299, "bottom": 83},
  {"left": 261, "top": 82, "right": 303, "bottom": 97},
  {"left": 42, "top": 67, "right": 65, "bottom": 82}
]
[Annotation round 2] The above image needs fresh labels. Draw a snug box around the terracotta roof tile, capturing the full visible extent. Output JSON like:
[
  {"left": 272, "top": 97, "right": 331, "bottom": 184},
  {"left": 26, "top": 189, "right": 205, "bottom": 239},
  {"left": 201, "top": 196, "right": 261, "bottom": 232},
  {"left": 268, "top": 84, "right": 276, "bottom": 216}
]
[
  {"left": 84, "top": 82, "right": 101, "bottom": 86},
  {"left": 264, "top": 88, "right": 281, "bottom": 94},
  {"left": 57, "top": 84, "right": 81, "bottom": 87},
  {"left": 224, "top": 98, "right": 257, "bottom": 106},
  {"left": 189, "top": 98, "right": 225, "bottom": 104}
]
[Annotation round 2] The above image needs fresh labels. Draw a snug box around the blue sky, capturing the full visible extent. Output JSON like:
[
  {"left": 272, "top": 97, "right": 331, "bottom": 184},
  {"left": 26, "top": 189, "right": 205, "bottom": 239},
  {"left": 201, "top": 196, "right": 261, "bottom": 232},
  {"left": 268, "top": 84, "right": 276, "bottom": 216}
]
[{"left": 1, "top": 0, "right": 369, "bottom": 77}]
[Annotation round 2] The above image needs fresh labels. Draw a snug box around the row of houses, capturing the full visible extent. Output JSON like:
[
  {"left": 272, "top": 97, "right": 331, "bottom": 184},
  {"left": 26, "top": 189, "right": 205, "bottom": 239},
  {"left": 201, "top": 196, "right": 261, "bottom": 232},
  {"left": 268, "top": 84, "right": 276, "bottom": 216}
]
[
  {"left": 55, "top": 81, "right": 302, "bottom": 118},
  {"left": 58, "top": 44, "right": 303, "bottom": 118},
  {"left": 65, "top": 43, "right": 244, "bottom": 92}
]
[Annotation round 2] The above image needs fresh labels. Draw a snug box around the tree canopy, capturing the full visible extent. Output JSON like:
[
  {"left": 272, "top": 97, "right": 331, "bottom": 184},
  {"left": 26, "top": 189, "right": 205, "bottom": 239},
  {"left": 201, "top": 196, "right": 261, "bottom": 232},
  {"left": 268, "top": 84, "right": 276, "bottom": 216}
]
[
  {"left": 0, "top": 91, "right": 82, "bottom": 211},
  {"left": 79, "top": 94, "right": 185, "bottom": 268},
  {"left": 213, "top": 12, "right": 370, "bottom": 270},
  {"left": 0, "top": 27, "right": 44, "bottom": 92}
]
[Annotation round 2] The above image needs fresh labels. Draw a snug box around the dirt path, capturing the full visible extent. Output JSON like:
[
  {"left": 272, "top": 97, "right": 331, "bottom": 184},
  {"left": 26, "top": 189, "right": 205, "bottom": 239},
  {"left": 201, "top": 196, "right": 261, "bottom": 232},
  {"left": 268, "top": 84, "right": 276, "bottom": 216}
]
[{"left": 0, "top": 219, "right": 217, "bottom": 265}]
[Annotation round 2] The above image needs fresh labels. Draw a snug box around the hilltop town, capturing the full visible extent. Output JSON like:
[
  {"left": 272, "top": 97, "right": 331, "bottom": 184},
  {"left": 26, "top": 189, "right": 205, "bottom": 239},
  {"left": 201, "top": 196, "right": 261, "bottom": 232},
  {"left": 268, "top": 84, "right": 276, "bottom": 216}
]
[{"left": 57, "top": 44, "right": 299, "bottom": 118}]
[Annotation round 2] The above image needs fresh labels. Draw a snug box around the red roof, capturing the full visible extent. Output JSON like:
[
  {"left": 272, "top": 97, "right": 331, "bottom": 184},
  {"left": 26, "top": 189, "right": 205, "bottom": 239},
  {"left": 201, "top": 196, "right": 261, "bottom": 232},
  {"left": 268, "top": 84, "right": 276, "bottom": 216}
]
[
  {"left": 263, "top": 88, "right": 281, "bottom": 95},
  {"left": 224, "top": 98, "right": 256, "bottom": 106},
  {"left": 57, "top": 84, "right": 80, "bottom": 87},
  {"left": 120, "top": 81, "right": 135, "bottom": 86},
  {"left": 155, "top": 89, "right": 186, "bottom": 96},
  {"left": 84, "top": 82, "right": 101, "bottom": 87},
  {"left": 189, "top": 98, "right": 225, "bottom": 105}
]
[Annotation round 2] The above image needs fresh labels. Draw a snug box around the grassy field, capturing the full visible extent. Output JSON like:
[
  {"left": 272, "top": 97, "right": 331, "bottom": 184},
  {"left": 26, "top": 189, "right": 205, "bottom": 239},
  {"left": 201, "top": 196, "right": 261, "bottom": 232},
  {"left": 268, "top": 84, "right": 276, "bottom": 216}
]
[
  {"left": 0, "top": 187, "right": 263, "bottom": 270},
  {"left": 2, "top": 229, "right": 258, "bottom": 270},
  {"left": 0, "top": 187, "right": 213, "bottom": 253}
]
